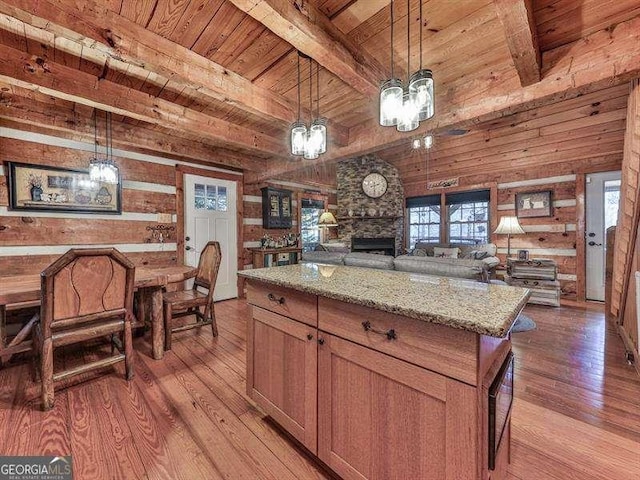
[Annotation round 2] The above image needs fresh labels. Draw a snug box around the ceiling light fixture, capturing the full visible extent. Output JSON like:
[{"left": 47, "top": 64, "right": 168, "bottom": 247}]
[
  {"left": 412, "top": 134, "right": 434, "bottom": 150},
  {"left": 291, "top": 52, "right": 327, "bottom": 159},
  {"left": 379, "top": 0, "right": 434, "bottom": 130},
  {"left": 89, "top": 109, "right": 119, "bottom": 184}
]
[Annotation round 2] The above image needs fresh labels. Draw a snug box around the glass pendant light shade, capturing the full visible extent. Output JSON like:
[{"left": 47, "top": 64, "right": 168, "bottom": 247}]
[
  {"left": 424, "top": 134, "right": 434, "bottom": 149},
  {"left": 397, "top": 91, "right": 419, "bottom": 132},
  {"left": 291, "top": 121, "right": 307, "bottom": 156},
  {"left": 303, "top": 131, "right": 320, "bottom": 159},
  {"left": 310, "top": 118, "right": 327, "bottom": 154},
  {"left": 409, "top": 69, "right": 434, "bottom": 121},
  {"left": 89, "top": 158, "right": 119, "bottom": 184},
  {"left": 379, "top": 78, "right": 403, "bottom": 126}
]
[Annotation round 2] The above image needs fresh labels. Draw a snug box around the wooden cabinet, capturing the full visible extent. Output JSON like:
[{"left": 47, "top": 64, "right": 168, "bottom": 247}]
[
  {"left": 246, "top": 306, "right": 318, "bottom": 453},
  {"left": 261, "top": 187, "right": 293, "bottom": 229},
  {"left": 251, "top": 247, "right": 301, "bottom": 268},
  {"left": 245, "top": 279, "right": 513, "bottom": 480},
  {"left": 506, "top": 258, "right": 560, "bottom": 306},
  {"left": 317, "top": 333, "right": 477, "bottom": 480}
]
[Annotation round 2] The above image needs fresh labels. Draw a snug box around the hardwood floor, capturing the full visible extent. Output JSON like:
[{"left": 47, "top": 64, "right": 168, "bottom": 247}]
[{"left": 0, "top": 299, "right": 639, "bottom": 479}]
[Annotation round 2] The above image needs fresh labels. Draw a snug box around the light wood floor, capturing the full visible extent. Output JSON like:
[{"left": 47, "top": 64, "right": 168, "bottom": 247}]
[{"left": 1, "top": 300, "right": 639, "bottom": 479}]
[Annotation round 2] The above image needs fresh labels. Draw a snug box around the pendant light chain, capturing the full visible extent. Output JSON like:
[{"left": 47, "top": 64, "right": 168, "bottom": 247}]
[
  {"left": 390, "top": 0, "right": 394, "bottom": 78},
  {"left": 406, "top": 0, "right": 410, "bottom": 83},
  {"left": 297, "top": 53, "right": 301, "bottom": 122},
  {"left": 419, "top": 0, "right": 423, "bottom": 70}
]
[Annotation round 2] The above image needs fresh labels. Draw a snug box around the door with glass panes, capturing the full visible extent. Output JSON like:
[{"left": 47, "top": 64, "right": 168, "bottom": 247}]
[{"left": 184, "top": 173, "right": 238, "bottom": 300}]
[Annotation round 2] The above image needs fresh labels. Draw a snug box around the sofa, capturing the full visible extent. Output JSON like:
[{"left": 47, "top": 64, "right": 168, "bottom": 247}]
[{"left": 301, "top": 242, "right": 500, "bottom": 282}]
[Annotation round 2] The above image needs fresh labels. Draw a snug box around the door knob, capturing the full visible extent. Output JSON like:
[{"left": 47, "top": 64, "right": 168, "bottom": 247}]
[
  {"left": 185, "top": 245, "right": 192, "bottom": 251},
  {"left": 588, "top": 241, "right": 602, "bottom": 246},
  {"left": 588, "top": 232, "right": 596, "bottom": 237},
  {"left": 185, "top": 236, "right": 191, "bottom": 241}
]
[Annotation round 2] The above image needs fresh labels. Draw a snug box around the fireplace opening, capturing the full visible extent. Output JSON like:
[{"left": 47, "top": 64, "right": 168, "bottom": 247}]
[{"left": 351, "top": 237, "right": 395, "bottom": 256}]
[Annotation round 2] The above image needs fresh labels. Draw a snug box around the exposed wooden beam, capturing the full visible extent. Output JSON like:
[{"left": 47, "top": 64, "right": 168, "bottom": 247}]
[
  {"left": 494, "top": 0, "right": 541, "bottom": 87},
  {"left": 0, "top": 0, "right": 350, "bottom": 147},
  {"left": 247, "top": 15, "right": 640, "bottom": 183},
  {"left": 227, "top": 0, "right": 387, "bottom": 97},
  {"left": 0, "top": 43, "right": 291, "bottom": 159}
]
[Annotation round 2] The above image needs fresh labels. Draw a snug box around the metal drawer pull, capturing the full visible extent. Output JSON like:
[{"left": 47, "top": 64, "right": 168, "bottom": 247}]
[
  {"left": 362, "top": 321, "right": 397, "bottom": 340},
  {"left": 522, "top": 280, "right": 540, "bottom": 286},
  {"left": 267, "top": 293, "right": 285, "bottom": 305}
]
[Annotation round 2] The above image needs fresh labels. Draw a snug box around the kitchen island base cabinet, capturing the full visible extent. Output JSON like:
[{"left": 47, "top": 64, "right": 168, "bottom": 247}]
[
  {"left": 247, "top": 306, "right": 318, "bottom": 453},
  {"left": 318, "top": 334, "right": 478, "bottom": 480}
]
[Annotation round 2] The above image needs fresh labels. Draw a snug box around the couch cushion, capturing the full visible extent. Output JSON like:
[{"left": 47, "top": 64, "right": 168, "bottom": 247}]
[
  {"left": 301, "top": 251, "right": 346, "bottom": 265},
  {"left": 394, "top": 255, "right": 486, "bottom": 280},
  {"left": 344, "top": 252, "right": 395, "bottom": 270}
]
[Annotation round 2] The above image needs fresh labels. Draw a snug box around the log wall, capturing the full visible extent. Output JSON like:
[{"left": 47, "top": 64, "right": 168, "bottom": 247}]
[
  {"left": 242, "top": 182, "right": 337, "bottom": 269},
  {"left": 0, "top": 126, "right": 237, "bottom": 275},
  {"left": 388, "top": 84, "right": 628, "bottom": 299}
]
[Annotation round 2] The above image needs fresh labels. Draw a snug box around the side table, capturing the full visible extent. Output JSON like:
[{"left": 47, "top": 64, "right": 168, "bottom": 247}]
[{"left": 506, "top": 258, "right": 561, "bottom": 307}]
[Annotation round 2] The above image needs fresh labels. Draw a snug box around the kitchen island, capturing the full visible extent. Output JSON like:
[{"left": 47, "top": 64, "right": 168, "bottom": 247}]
[{"left": 239, "top": 263, "right": 529, "bottom": 480}]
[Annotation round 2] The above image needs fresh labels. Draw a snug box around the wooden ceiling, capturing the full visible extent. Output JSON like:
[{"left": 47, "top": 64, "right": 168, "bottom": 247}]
[{"left": 0, "top": 0, "right": 639, "bottom": 179}]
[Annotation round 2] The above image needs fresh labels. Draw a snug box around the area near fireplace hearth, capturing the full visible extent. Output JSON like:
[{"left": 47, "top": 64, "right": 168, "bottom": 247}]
[{"left": 336, "top": 155, "right": 405, "bottom": 255}]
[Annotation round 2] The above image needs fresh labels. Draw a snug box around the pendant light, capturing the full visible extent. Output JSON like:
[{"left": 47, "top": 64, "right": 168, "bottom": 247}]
[
  {"left": 89, "top": 109, "right": 119, "bottom": 184},
  {"left": 397, "top": 0, "right": 418, "bottom": 132},
  {"left": 379, "top": 0, "right": 403, "bottom": 127},
  {"left": 290, "top": 53, "right": 307, "bottom": 156},
  {"left": 409, "top": 0, "right": 434, "bottom": 121}
]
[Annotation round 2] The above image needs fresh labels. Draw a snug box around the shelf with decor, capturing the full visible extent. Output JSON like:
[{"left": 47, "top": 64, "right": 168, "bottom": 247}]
[{"left": 251, "top": 247, "right": 302, "bottom": 269}]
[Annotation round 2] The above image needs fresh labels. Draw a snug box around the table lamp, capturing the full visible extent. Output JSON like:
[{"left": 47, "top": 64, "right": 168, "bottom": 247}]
[
  {"left": 494, "top": 216, "right": 525, "bottom": 258},
  {"left": 318, "top": 211, "right": 338, "bottom": 228}
]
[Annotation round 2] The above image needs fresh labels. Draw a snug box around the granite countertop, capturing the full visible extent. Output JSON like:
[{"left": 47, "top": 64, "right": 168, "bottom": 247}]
[{"left": 239, "top": 263, "right": 530, "bottom": 338}]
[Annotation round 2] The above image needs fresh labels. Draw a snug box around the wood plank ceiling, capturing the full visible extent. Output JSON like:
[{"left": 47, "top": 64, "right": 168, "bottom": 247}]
[{"left": 0, "top": 0, "right": 639, "bottom": 177}]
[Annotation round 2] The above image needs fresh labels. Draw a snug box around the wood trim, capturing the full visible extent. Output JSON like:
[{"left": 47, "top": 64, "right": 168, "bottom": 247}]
[
  {"left": 616, "top": 323, "right": 640, "bottom": 377},
  {"left": 176, "top": 170, "right": 185, "bottom": 266},
  {"left": 575, "top": 173, "right": 586, "bottom": 301},
  {"left": 490, "top": 182, "right": 499, "bottom": 244}
]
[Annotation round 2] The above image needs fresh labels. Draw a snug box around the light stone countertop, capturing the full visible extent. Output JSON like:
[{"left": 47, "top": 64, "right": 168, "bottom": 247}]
[{"left": 239, "top": 263, "right": 531, "bottom": 338}]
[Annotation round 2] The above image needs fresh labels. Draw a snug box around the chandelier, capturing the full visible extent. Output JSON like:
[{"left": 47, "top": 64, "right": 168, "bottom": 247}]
[
  {"left": 379, "top": 0, "right": 434, "bottom": 131},
  {"left": 89, "top": 109, "right": 119, "bottom": 184},
  {"left": 290, "top": 52, "right": 327, "bottom": 159}
]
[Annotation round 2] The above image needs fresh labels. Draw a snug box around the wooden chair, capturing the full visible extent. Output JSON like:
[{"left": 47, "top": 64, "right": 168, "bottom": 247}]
[
  {"left": 163, "top": 241, "right": 221, "bottom": 351},
  {"left": 33, "top": 248, "right": 136, "bottom": 410}
]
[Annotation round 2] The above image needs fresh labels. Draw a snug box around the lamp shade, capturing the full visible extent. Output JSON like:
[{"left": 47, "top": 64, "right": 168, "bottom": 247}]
[
  {"left": 409, "top": 69, "right": 434, "bottom": 121},
  {"left": 379, "top": 78, "right": 403, "bottom": 126},
  {"left": 318, "top": 211, "right": 338, "bottom": 227},
  {"left": 494, "top": 216, "right": 525, "bottom": 235}
]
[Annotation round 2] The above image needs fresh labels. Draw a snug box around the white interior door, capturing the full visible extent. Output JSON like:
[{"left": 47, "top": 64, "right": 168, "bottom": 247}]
[
  {"left": 184, "top": 173, "right": 238, "bottom": 301},
  {"left": 585, "top": 171, "right": 621, "bottom": 301}
]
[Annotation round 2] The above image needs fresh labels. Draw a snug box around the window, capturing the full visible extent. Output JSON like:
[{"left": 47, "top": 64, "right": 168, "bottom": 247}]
[
  {"left": 194, "top": 183, "right": 228, "bottom": 211},
  {"left": 604, "top": 179, "right": 620, "bottom": 231},
  {"left": 446, "top": 190, "right": 490, "bottom": 244},
  {"left": 406, "top": 190, "right": 490, "bottom": 247},
  {"left": 301, "top": 198, "right": 324, "bottom": 252},
  {"left": 406, "top": 195, "right": 441, "bottom": 249}
]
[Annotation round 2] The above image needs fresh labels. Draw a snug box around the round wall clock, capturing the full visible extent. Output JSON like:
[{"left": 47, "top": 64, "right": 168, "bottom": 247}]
[{"left": 362, "top": 172, "right": 388, "bottom": 198}]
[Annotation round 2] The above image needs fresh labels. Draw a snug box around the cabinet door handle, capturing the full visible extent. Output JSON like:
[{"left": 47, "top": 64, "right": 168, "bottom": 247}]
[
  {"left": 307, "top": 333, "right": 313, "bottom": 341},
  {"left": 267, "top": 293, "right": 285, "bottom": 305},
  {"left": 362, "top": 321, "right": 397, "bottom": 341},
  {"left": 318, "top": 338, "right": 325, "bottom": 345}
]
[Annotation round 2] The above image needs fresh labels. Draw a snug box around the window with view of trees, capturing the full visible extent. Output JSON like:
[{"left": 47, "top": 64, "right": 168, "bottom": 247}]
[
  {"left": 407, "top": 190, "right": 490, "bottom": 247},
  {"left": 300, "top": 198, "right": 325, "bottom": 252}
]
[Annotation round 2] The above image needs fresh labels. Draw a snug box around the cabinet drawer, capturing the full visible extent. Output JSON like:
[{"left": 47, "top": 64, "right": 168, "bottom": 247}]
[
  {"left": 246, "top": 281, "right": 317, "bottom": 327},
  {"left": 318, "top": 297, "right": 478, "bottom": 385}
]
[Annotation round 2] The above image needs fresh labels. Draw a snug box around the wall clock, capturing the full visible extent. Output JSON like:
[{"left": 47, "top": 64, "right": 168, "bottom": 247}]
[{"left": 362, "top": 172, "right": 388, "bottom": 198}]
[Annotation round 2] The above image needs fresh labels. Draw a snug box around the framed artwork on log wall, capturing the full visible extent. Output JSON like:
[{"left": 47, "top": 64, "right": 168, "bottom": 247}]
[
  {"left": 515, "top": 190, "right": 553, "bottom": 218},
  {"left": 6, "top": 161, "right": 122, "bottom": 214}
]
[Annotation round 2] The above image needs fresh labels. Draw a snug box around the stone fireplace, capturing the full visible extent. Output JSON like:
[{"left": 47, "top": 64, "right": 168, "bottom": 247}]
[
  {"left": 336, "top": 155, "right": 404, "bottom": 255},
  {"left": 351, "top": 237, "right": 396, "bottom": 256}
]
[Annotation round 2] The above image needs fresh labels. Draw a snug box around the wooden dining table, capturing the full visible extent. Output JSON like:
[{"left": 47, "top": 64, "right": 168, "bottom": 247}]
[{"left": 0, "top": 265, "right": 197, "bottom": 362}]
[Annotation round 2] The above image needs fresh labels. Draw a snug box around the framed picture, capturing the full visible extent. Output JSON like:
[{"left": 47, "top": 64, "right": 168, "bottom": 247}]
[
  {"left": 517, "top": 249, "right": 529, "bottom": 260},
  {"left": 515, "top": 190, "right": 552, "bottom": 218},
  {"left": 6, "top": 161, "right": 121, "bottom": 214}
]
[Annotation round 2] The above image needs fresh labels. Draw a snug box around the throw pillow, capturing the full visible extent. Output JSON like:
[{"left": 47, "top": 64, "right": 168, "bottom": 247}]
[
  {"left": 433, "top": 246, "right": 459, "bottom": 258},
  {"left": 411, "top": 248, "right": 428, "bottom": 257},
  {"left": 463, "top": 250, "right": 489, "bottom": 260}
]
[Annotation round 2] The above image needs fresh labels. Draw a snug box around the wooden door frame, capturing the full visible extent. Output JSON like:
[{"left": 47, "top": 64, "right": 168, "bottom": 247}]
[{"left": 176, "top": 165, "right": 244, "bottom": 297}]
